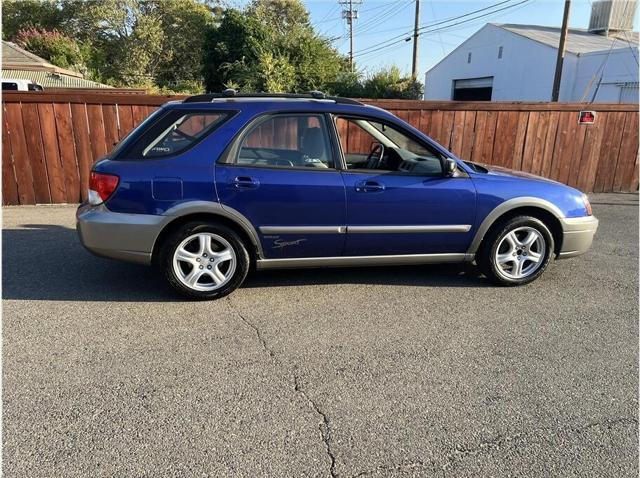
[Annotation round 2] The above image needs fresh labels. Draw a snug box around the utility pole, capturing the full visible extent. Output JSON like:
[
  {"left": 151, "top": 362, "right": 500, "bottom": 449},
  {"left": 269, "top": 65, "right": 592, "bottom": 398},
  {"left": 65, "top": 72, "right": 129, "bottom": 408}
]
[
  {"left": 551, "top": 0, "right": 571, "bottom": 102},
  {"left": 411, "top": 0, "right": 421, "bottom": 78},
  {"left": 340, "top": 0, "right": 361, "bottom": 71}
]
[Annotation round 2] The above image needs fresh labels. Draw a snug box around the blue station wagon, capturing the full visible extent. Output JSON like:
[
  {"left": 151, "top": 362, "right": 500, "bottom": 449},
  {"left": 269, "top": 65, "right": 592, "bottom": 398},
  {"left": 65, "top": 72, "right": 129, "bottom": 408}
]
[{"left": 77, "top": 91, "right": 598, "bottom": 299}]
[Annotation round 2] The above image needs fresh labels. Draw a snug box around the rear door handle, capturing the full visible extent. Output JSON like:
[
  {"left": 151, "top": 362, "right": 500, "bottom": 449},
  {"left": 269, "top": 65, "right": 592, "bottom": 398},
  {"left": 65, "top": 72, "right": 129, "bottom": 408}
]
[
  {"left": 355, "top": 180, "right": 385, "bottom": 192},
  {"left": 232, "top": 176, "right": 260, "bottom": 189}
]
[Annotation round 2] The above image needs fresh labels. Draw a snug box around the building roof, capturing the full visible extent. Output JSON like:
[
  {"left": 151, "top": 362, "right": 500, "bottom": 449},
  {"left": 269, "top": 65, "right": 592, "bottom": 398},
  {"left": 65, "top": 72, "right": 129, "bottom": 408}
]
[
  {"left": 2, "top": 69, "right": 112, "bottom": 89},
  {"left": 492, "top": 23, "right": 639, "bottom": 55},
  {"left": 2, "top": 40, "right": 111, "bottom": 88}
]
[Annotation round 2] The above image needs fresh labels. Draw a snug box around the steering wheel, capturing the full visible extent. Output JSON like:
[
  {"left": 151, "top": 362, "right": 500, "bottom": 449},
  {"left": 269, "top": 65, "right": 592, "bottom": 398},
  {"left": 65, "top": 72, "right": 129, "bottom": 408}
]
[{"left": 365, "top": 143, "right": 385, "bottom": 170}]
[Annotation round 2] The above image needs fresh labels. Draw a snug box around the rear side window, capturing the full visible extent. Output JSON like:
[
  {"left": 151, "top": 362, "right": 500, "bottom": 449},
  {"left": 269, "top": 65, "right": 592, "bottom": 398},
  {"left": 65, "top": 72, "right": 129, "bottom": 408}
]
[
  {"left": 236, "top": 114, "right": 334, "bottom": 169},
  {"left": 120, "top": 110, "right": 229, "bottom": 159},
  {"left": 2, "top": 82, "right": 18, "bottom": 90}
]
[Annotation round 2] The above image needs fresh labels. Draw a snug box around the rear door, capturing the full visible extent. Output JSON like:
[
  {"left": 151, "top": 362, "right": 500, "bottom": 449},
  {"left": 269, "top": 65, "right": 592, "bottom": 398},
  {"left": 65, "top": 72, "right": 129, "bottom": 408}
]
[
  {"left": 215, "top": 113, "right": 346, "bottom": 259},
  {"left": 333, "top": 116, "right": 476, "bottom": 256}
]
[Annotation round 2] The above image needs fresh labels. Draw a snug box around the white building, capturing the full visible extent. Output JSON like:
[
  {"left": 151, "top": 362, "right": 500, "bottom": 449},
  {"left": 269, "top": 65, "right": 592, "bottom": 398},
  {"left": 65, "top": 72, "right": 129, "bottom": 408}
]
[{"left": 424, "top": 3, "right": 639, "bottom": 103}]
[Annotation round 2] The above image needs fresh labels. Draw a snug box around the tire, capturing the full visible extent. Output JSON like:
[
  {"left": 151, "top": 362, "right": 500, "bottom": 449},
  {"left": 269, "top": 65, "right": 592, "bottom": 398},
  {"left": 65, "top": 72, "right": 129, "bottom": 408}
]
[
  {"left": 477, "top": 215, "right": 554, "bottom": 286},
  {"left": 159, "top": 222, "right": 250, "bottom": 299}
]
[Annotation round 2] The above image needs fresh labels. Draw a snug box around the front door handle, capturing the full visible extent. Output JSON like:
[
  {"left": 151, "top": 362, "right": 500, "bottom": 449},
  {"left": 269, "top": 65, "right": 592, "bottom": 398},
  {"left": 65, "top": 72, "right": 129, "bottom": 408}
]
[
  {"left": 232, "top": 176, "right": 260, "bottom": 189},
  {"left": 355, "top": 180, "right": 385, "bottom": 193}
]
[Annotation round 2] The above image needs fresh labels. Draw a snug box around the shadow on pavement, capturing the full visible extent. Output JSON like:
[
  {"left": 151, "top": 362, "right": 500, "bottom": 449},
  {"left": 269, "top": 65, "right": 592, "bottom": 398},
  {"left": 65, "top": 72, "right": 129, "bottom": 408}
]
[
  {"left": 3, "top": 223, "right": 488, "bottom": 302},
  {"left": 243, "top": 263, "right": 487, "bottom": 289}
]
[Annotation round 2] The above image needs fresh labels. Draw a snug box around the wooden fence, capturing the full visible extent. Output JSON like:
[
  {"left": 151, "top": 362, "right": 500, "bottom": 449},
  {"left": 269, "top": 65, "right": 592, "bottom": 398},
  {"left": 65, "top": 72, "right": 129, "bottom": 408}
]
[{"left": 2, "top": 91, "right": 638, "bottom": 205}]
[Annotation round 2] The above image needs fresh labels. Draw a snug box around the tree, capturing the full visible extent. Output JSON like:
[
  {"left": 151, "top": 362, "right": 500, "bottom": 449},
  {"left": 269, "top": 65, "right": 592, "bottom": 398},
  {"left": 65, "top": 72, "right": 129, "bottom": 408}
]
[
  {"left": 3, "top": 0, "right": 216, "bottom": 91},
  {"left": 245, "top": 0, "right": 310, "bottom": 36},
  {"left": 1, "top": 0, "right": 66, "bottom": 40},
  {"left": 361, "top": 66, "right": 420, "bottom": 99},
  {"left": 2, "top": 0, "right": 423, "bottom": 97},
  {"left": 329, "top": 66, "right": 424, "bottom": 99},
  {"left": 14, "top": 27, "right": 85, "bottom": 71},
  {"left": 153, "top": 0, "right": 216, "bottom": 89},
  {"left": 203, "top": 0, "right": 349, "bottom": 93},
  {"left": 203, "top": 9, "right": 269, "bottom": 91}
]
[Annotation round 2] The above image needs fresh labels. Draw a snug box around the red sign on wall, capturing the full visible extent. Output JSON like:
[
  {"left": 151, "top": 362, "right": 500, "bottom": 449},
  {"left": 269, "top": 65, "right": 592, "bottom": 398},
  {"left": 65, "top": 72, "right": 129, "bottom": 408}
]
[{"left": 578, "top": 110, "right": 596, "bottom": 124}]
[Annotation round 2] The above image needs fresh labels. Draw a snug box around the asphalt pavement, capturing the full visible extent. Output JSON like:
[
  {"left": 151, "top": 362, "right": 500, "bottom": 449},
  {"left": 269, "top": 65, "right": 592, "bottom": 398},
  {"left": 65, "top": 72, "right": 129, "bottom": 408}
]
[{"left": 3, "top": 193, "right": 638, "bottom": 477}]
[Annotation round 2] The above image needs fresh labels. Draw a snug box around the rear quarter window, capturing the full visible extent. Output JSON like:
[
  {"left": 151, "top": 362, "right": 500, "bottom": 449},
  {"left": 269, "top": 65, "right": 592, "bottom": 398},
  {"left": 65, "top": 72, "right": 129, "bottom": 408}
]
[{"left": 116, "top": 110, "right": 231, "bottom": 160}]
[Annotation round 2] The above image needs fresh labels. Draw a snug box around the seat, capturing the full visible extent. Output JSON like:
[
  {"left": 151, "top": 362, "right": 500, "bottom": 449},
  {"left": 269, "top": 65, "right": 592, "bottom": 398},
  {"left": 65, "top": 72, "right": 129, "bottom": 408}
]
[{"left": 300, "top": 127, "right": 328, "bottom": 167}]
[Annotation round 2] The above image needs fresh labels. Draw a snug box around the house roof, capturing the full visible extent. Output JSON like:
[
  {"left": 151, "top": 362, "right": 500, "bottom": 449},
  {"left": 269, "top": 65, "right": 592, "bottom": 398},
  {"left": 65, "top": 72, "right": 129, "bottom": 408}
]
[
  {"left": 2, "top": 40, "right": 85, "bottom": 77},
  {"left": 2, "top": 69, "right": 112, "bottom": 89},
  {"left": 492, "top": 23, "right": 639, "bottom": 55},
  {"left": 2, "top": 40, "right": 111, "bottom": 88}
]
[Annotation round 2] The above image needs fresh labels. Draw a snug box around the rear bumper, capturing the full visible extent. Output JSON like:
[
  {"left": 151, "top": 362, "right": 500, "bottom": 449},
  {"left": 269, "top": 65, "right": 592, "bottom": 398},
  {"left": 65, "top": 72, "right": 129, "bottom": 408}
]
[
  {"left": 558, "top": 215, "right": 599, "bottom": 259},
  {"left": 76, "top": 203, "right": 165, "bottom": 265}
]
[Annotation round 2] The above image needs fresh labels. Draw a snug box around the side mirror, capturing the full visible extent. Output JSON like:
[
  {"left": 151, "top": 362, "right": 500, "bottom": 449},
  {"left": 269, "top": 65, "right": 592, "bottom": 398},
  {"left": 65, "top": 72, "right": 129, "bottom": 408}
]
[{"left": 443, "top": 158, "right": 457, "bottom": 177}]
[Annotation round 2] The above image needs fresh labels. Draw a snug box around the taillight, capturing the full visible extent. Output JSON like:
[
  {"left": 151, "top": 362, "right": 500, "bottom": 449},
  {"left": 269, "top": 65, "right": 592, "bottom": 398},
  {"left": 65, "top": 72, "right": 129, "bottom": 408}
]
[
  {"left": 582, "top": 193, "right": 593, "bottom": 216},
  {"left": 88, "top": 171, "right": 119, "bottom": 205}
]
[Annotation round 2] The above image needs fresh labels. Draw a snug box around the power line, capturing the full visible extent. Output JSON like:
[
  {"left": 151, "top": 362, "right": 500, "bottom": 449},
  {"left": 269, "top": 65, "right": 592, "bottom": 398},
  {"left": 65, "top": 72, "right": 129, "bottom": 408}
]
[
  {"left": 317, "top": 6, "right": 343, "bottom": 37},
  {"left": 354, "top": 0, "right": 530, "bottom": 58},
  {"left": 354, "top": 0, "right": 532, "bottom": 64},
  {"left": 314, "top": 3, "right": 343, "bottom": 24},
  {"left": 622, "top": 31, "right": 639, "bottom": 67},
  {"left": 590, "top": 38, "right": 618, "bottom": 103},
  {"left": 356, "top": 0, "right": 414, "bottom": 35},
  {"left": 354, "top": 0, "right": 517, "bottom": 56},
  {"left": 429, "top": 0, "right": 447, "bottom": 57}
]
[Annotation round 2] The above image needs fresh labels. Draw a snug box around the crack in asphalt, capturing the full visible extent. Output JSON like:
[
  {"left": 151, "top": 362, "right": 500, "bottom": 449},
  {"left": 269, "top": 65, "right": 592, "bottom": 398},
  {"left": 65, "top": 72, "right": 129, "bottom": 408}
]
[
  {"left": 227, "top": 298, "right": 338, "bottom": 478},
  {"left": 352, "top": 459, "right": 436, "bottom": 477},
  {"left": 226, "top": 301, "right": 635, "bottom": 478},
  {"left": 441, "top": 417, "right": 638, "bottom": 474},
  {"left": 295, "top": 375, "right": 338, "bottom": 478},
  {"left": 352, "top": 417, "right": 638, "bottom": 477}
]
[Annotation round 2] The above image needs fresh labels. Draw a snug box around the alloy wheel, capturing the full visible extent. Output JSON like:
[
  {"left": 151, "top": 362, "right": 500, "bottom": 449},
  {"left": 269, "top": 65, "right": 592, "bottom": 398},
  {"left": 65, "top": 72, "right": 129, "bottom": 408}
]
[
  {"left": 494, "top": 226, "right": 546, "bottom": 280},
  {"left": 172, "top": 233, "right": 237, "bottom": 291}
]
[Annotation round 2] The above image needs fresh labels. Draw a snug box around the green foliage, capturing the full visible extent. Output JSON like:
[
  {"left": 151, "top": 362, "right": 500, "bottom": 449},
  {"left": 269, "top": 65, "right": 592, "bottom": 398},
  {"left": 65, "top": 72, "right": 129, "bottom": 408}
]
[
  {"left": 2, "top": 0, "right": 424, "bottom": 98},
  {"left": 245, "top": 0, "right": 310, "bottom": 36},
  {"left": 13, "top": 27, "right": 85, "bottom": 71},
  {"left": 154, "top": 0, "right": 216, "bottom": 86},
  {"left": 362, "top": 66, "right": 424, "bottom": 99},
  {"left": 76, "top": 0, "right": 215, "bottom": 89},
  {"left": 203, "top": 0, "right": 349, "bottom": 94},
  {"left": 326, "top": 71, "right": 364, "bottom": 98},
  {"left": 4, "top": 0, "right": 216, "bottom": 91},
  {"left": 203, "top": 9, "right": 267, "bottom": 92},
  {"left": 330, "top": 66, "right": 424, "bottom": 100},
  {"left": 2, "top": 0, "right": 66, "bottom": 40},
  {"left": 202, "top": 1, "right": 422, "bottom": 98}
]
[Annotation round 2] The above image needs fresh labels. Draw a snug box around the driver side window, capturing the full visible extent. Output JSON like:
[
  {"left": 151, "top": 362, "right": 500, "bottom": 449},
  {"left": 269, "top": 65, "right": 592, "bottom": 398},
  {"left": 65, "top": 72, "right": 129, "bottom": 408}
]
[{"left": 335, "top": 117, "right": 443, "bottom": 175}]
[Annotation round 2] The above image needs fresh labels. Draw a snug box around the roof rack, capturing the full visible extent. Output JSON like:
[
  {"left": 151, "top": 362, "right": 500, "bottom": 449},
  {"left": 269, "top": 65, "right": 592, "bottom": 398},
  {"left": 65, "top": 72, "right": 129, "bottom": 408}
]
[{"left": 183, "top": 89, "right": 363, "bottom": 105}]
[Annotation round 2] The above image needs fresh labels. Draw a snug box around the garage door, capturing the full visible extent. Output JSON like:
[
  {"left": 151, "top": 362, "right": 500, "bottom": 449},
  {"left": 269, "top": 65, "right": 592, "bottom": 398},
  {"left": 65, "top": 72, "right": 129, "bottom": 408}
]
[{"left": 453, "top": 77, "right": 493, "bottom": 101}]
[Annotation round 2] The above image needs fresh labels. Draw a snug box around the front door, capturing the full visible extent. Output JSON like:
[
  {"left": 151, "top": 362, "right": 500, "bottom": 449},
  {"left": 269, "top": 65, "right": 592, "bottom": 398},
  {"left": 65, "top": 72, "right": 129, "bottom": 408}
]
[
  {"left": 216, "top": 113, "right": 346, "bottom": 259},
  {"left": 333, "top": 116, "right": 476, "bottom": 256}
]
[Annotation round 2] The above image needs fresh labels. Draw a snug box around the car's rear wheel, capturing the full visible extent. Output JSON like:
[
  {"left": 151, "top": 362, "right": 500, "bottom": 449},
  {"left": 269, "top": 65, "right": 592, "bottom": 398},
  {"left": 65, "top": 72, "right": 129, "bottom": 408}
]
[
  {"left": 478, "top": 216, "right": 554, "bottom": 286},
  {"left": 160, "top": 222, "right": 250, "bottom": 299}
]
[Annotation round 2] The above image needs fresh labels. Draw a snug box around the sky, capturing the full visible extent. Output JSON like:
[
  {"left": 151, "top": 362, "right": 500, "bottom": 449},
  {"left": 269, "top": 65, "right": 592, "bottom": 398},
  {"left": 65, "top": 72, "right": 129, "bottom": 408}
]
[{"left": 235, "top": 0, "right": 640, "bottom": 77}]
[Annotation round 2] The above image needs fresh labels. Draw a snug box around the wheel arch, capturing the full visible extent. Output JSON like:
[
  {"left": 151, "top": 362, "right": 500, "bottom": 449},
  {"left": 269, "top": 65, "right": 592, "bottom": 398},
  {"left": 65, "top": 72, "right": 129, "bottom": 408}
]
[
  {"left": 468, "top": 198, "right": 564, "bottom": 256},
  {"left": 152, "top": 202, "right": 263, "bottom": 265}
]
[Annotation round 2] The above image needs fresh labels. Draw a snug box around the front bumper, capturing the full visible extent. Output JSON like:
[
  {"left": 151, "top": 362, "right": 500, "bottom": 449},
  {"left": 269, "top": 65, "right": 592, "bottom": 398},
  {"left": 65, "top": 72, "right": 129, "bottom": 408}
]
[
  {"left": 557, "top": 215, "right": 599, "bottom": 259},
  {"left": 76, "top": 203, "right": 165, "bottom": 265}
]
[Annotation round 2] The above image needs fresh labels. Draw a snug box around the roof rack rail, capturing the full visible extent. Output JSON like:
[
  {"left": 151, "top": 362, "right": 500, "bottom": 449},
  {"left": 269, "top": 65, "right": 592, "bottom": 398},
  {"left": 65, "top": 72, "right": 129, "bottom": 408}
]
[{"left": 183, "top": 90, "right": 363, "bottom": 105}]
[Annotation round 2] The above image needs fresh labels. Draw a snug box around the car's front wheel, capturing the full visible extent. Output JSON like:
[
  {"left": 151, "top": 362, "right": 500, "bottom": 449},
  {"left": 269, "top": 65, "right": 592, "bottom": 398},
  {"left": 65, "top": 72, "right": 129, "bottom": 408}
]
[
  {"left": 478, "top": 216, "right": 554, "bottom": 286},
  {"left": 160, "top": 222, "right": 250, "bottom": 299}
]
